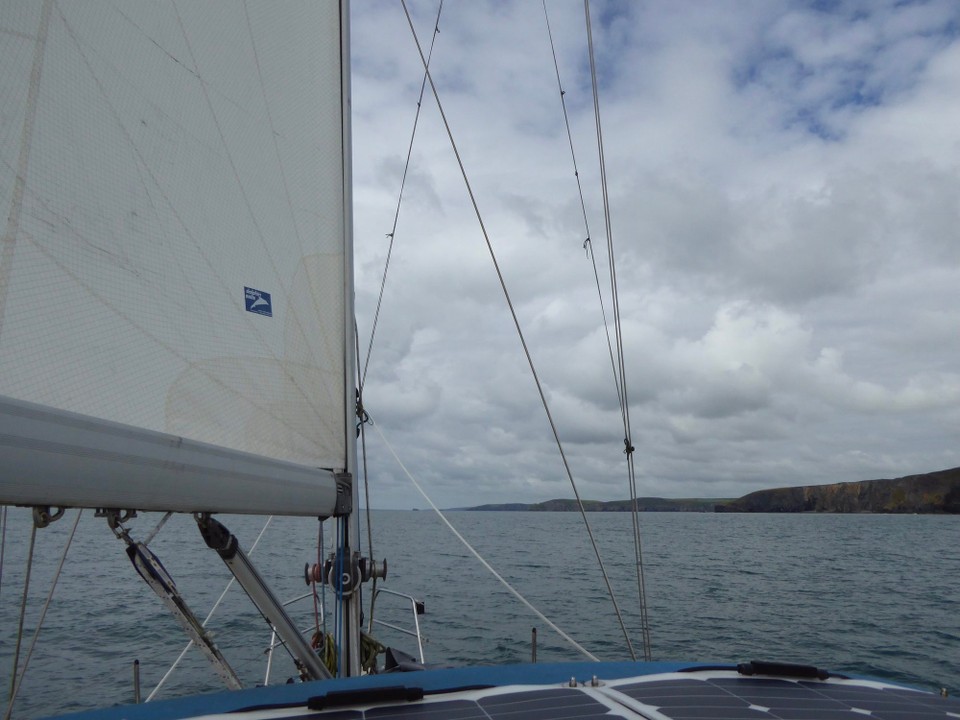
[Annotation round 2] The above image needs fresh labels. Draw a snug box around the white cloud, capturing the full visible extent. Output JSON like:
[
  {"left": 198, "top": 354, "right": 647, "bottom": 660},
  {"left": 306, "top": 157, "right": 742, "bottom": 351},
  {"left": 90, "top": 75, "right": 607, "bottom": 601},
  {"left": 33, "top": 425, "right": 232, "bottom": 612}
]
[{"left": 351, "top": 0, "right": 960, "bottom": 509}]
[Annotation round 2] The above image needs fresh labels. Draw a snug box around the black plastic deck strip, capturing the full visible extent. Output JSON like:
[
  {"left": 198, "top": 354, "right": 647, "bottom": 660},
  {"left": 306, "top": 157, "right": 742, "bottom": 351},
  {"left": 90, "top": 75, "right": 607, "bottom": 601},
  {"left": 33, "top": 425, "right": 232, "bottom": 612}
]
[
  {"left": 267, "top": 699, "right": 484, "bottom": 720},
  {"left": 271, "top": 711, "right": 363, "bottom": 720}
]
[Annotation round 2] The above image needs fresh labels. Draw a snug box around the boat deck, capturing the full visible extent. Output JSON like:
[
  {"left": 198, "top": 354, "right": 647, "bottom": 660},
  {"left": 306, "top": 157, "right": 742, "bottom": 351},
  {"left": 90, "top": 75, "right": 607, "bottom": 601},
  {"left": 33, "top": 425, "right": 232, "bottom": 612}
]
[{"left": 52, "top": 662, "right": 960, "bottom": 720}]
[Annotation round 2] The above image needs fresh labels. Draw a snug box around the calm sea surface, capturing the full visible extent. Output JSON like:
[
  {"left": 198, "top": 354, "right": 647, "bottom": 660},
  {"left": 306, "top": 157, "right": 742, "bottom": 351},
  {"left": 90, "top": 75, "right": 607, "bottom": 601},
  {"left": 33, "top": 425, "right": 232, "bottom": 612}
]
[{"left": 1, "top": 508, "right": 958, "bottom": 718}]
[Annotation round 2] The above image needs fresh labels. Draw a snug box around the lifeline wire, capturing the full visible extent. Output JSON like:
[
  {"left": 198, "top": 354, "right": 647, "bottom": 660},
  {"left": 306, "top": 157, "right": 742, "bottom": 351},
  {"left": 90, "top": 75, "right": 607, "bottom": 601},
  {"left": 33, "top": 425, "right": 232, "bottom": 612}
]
[
  {"left": 401, "top": 0, "right": 636, "bottom": 661},
  {"left": 370, "top": 418, "right": 600, "bottom": 662},
  {"left": 5, "top": 509, "right": 83, "bottom": 720},
  {"left": 583, "top": 0, "right": 652, "bottom": 659}
]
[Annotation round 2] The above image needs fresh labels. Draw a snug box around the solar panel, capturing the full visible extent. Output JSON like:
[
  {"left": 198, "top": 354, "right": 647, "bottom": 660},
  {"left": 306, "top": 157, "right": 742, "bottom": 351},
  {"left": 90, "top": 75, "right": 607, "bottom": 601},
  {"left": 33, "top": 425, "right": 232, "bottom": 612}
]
[
  {"left": 269, "top": 687, "right": 627, "bottom": 719},
  {"left": 614, "top": 675, "right": 960, "bottom": 719},
  {"left": 263, "top": 672, "right": 960, "bottom": 720},
  {"left": 479, "top": 688, "right": 621, "bottom": 719}
]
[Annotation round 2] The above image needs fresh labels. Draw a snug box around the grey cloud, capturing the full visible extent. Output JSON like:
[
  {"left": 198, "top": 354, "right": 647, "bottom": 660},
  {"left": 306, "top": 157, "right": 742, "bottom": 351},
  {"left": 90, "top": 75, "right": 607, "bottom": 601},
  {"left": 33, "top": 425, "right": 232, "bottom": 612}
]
[{"left": 350, "top": 1, "right": 960, "bottom": 509}]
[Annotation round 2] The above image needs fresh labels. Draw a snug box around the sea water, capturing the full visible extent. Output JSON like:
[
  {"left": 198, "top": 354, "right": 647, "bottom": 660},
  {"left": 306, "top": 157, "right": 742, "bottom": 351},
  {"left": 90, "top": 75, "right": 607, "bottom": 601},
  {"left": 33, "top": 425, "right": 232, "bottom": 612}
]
[{"left": 1, "top": 508, "right": 957, "bottom": 718}]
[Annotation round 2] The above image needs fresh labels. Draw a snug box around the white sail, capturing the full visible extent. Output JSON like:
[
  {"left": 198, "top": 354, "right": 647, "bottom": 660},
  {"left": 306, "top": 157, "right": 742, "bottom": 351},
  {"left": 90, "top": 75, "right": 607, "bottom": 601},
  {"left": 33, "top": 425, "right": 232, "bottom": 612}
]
[{"left": 0, "top": 1, "right": 353, "bottom": 515}]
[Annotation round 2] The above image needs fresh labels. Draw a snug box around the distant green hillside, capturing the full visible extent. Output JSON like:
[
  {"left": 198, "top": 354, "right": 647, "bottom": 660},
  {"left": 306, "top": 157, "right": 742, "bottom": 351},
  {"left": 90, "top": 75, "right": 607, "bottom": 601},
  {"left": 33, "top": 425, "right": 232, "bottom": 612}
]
[
  {"left": 465, "top": 497, "right": 721, "bottom": 512},
  {"left": 461, "top": 467, "right": 960, "bottom": 514}
]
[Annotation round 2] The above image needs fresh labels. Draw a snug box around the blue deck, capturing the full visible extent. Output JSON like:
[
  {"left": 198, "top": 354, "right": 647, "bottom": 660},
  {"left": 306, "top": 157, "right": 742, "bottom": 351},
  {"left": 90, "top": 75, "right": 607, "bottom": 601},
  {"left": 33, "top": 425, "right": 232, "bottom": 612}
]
[
  {"left": 51, "top": 662, "right": 696, "bottom": 719},
  {"left": 50, "top": 661, "right": 960, "bottom": 720}
]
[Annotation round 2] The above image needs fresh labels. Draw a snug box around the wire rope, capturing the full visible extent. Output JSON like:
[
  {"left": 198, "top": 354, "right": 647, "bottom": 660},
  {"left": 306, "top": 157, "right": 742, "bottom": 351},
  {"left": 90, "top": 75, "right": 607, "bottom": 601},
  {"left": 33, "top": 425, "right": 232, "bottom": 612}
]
[
  {"left": 541, "top": 0, "right": 623, "bottom": 411},
  {"left": 400, "top": 0, "right": 636, "bottom": 661},
  {"left": 5, "top": 509, "right": 83, "bottom": 720},
  {"left": 6, "top": 520, "right": 35, "bottom": 712},
  {"left": 148, "top": 516, "right": 274, "bottom": 701},
  {"left": 361, "top": 1, "right": 444, "bottom": 388},
  {"left": 0, "top": 506, "right": 7, "bottom": 602},
  {"left": 356, "top": 320, "right": 375, "bottom": 623},
  {"left": 582, "top": 0, "right": 652, "bottom": 660},
  {"left": 320, "top": 519, "right": 327, "bottom": 637},
  {"left": 370, "top": 418, "right": 599, "bottom": 662},
  {"left": 142, "top": 512, "right": 172, "bottom": 546},
  {"left": 358, "top": 1, "right": 443, "bottom": 635}
]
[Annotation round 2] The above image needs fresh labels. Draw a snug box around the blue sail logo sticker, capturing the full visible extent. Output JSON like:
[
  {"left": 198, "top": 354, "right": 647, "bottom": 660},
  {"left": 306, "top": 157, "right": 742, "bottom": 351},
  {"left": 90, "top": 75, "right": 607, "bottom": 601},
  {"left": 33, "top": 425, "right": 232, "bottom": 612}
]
[{"left": 244, "top": 287, "right": 272, "bottom": 317}]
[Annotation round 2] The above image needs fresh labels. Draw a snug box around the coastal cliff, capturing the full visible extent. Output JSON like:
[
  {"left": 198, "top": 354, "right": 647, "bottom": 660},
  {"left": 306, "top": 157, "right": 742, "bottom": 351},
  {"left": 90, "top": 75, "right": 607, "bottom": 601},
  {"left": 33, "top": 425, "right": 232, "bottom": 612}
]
[
  {"left": 714, "top": 467, "right": 960, "bottom": 513},
  {"left": 461, "top": 467, "right": 960, "bottom": 513}
]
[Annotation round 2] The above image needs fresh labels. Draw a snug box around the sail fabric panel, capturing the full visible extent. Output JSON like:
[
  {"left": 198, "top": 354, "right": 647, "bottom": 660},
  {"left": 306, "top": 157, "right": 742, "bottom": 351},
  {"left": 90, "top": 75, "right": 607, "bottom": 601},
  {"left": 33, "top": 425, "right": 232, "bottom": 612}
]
[{"left": 0, "top": 0, "right": 349, "bottom": 494}]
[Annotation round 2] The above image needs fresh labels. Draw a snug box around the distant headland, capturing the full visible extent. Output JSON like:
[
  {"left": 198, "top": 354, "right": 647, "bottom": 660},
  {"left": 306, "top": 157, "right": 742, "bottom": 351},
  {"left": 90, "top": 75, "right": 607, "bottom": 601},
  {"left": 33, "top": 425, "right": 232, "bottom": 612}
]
[{"left": 460, "top": 467, "right": 960, "bottom": 514}]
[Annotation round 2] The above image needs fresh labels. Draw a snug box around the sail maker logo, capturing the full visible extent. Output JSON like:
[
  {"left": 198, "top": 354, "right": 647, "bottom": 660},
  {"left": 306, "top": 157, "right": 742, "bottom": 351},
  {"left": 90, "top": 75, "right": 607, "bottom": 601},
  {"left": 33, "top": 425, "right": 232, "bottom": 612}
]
[{"left": 244, "top": 287, "right": 272, "bottom": 317}]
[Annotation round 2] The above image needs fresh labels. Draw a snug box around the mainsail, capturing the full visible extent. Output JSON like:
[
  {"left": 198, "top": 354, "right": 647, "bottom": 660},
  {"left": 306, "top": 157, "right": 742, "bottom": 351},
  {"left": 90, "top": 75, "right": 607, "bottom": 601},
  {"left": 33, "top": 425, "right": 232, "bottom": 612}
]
[{"left": 0, "top": 1, "right": 354, "bottom": 516}]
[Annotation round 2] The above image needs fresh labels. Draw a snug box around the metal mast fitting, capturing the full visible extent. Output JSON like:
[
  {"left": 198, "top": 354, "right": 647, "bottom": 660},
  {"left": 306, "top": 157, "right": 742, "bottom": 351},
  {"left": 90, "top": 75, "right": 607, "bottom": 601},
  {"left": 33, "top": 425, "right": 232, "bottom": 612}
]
[
  {"left": 195, "top": 513, "right": 332, "bottom": 680},
  {"left": 105, "top": 510, "right": 243, "bottom": 690}
]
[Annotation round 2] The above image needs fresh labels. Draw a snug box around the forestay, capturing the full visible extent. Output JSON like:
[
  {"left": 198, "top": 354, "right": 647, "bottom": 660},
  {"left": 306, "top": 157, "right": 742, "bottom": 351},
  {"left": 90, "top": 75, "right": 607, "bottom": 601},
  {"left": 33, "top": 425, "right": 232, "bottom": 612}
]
[{"left": 0, "top": 1, "right": 354, "bottom": 515}]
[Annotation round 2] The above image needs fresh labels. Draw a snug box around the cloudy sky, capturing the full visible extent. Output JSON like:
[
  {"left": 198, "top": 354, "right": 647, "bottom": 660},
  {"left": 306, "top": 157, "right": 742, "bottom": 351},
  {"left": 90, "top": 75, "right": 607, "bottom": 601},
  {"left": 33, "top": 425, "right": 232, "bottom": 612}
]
[{"left": 347, "top": 0, "right": 960, "bottom": 509}]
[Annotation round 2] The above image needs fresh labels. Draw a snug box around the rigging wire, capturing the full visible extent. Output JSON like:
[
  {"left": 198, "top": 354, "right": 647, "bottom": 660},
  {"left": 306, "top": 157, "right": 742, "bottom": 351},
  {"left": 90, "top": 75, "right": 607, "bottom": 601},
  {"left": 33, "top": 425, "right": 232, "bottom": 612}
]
[
  {"left": 5, "top": 509, "right": 83, "bottom": 720},
  {"left": 359, "top": 414, "right": 379, "bottom": 635},
  {"left": 541, "top": 0, "right": 623, "bottom": 411},
  {"left": 142, "top": 511, "right": 173, "bottom": 546},
  {"left": 335, "top": 518, "right": 346, "bottom": 677},
  {"left": 321, "top": 519, "right": 328, "bottom": 639},
  {"left": 370, "top": 418, "right": 599, "bottom": 662},
  {"left": 355, "top": 319, "right": 380, "bottom": 639},
  {"left": 0, "top": 506, "right": 7, "bottom": 601},
  {"left": 582, "top": 0, "right": 652, "bottom": 660},
  {"left": 543, "top": 0, "right": 651, "bottom": 660},
  {"left": 358, "top": 0, "right": 443, "bottom": 635},
  {"left": 400, "top": 0, "right": 636, "bottom": 661},
  {"left": 313, "top": 519, "right": 325, "bottom": 641},
  {"left": 356, "top": 323, "right": 375, "bottom": 627},
  {"left": 361, "top": 0, "right": 444, "bottom": 388},
  {"left": 148, "top": 516, "right": 274, "bottom": 701},
  {"left": 6, "top": 518, "right": 35, "bottom": 712}
]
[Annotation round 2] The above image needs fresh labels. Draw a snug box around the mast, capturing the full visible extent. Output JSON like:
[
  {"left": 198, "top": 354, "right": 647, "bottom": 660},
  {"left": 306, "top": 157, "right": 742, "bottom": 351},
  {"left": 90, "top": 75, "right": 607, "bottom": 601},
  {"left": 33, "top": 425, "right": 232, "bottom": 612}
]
[{"left": 339, "top": 0, "right": 364, "bottom": 678}]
